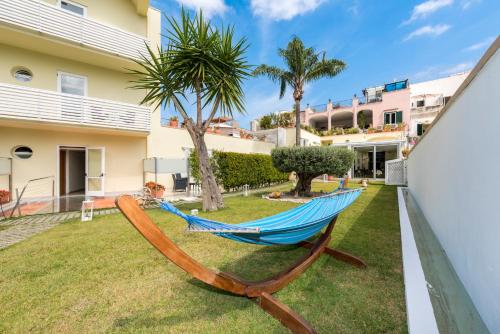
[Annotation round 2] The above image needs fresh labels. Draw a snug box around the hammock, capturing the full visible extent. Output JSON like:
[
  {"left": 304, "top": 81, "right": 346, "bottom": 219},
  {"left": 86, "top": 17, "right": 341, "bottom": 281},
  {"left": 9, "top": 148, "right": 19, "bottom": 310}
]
[
  {"left": 115, "top": 181, "right": 366, "bottom": 334},
  {"left": 160, "top": 186, "right": 362, "bottom": 246}
]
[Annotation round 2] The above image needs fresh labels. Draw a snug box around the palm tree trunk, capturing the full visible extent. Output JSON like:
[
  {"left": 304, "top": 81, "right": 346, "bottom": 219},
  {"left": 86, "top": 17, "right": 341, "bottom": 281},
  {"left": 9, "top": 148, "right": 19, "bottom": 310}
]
[
  {"left": 186, "top": 124, "right": 224, "bottom": 211},
  {"left": 295, "top": 99, "right": 301, "bottom": 146}
]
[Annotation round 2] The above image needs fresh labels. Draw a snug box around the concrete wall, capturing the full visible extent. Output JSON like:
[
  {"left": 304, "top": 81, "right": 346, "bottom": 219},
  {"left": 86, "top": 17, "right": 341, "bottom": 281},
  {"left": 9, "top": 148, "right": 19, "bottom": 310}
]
[
  {"left": 407, "top": 44, "right": 500, "bottom": 332},
  {"left": 0, "top": 126, "right": 146, "bottom": 198}
]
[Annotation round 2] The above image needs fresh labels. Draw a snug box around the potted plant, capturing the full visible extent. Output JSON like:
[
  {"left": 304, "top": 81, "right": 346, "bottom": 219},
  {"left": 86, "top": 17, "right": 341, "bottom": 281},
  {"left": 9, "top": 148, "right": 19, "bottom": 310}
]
[
  {"left": 367, "top": 127, "right": 376, "bottom": 134},
  {"left": 145, "top": 182, "right": 166, "bottom": 198},
  {"left": 397, "top": 122, "right": 406, "bottom": 131},
  {"left": 0, "top": 190, "right": 10, "bottom": 204},
  {"left": 328, "top": 175, "right": 335, "bottom": 181},
  {"left": 169, "top": 116, "right": 179, "bottom": 128},
  {"left": 215, "top": 127, "right": 222, "bottom": 134},
  {"left": 383, "top": 124, "right": 392, "bottom": 132}
]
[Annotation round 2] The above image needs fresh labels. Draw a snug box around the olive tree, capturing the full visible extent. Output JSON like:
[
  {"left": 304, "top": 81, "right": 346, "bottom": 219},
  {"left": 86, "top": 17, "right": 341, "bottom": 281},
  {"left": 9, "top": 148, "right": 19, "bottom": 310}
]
[{"left": 271, "top": 146, "right": 354, "bottom": 195}]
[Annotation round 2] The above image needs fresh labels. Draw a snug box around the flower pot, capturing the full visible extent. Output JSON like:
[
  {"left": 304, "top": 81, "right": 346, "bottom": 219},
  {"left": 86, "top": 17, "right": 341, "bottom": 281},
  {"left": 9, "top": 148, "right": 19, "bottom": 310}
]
[
  {"left": 215, "top": 128, "right": 222, "bottom": 134},
  {"left": 170, "top": 120, "right": 178, "bottom": 128},
  {"left": 151, "top": 189, "right": 164, "bottom": 199},
  {"left": 328, "top": 175, "right": 334, "bottom": 181},
  {"left": 0, "top": 193, "right": 10, "bottom": 204}
]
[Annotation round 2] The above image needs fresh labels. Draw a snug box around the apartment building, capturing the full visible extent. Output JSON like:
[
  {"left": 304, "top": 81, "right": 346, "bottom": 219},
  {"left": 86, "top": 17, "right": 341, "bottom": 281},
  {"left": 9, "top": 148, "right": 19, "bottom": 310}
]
[
  {"left": 0, "top": 0, "right": 161, "bottom": 199},
  {"left": 409, "top": 72, "right": 470, "bottom": 138}
]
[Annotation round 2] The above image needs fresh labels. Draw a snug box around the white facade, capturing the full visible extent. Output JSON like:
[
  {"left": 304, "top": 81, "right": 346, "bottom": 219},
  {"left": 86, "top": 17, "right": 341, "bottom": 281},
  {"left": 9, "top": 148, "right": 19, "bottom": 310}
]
[
  {"left": 409, "top": 72, "right": 469, "bottom": 137},
  {"left": 407, "top": 40, "right": 500, "bottom": 333}
]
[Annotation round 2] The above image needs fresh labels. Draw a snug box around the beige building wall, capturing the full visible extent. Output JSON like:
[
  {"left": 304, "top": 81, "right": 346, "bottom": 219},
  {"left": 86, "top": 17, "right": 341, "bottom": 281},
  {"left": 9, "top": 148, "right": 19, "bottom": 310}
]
[
  {"left": 40, "top": 0, "right": 148, "bottom": 36},
  {"left": 0, "top": 44, "right": 145, "bottom": 105},
  {"left": 0, "top": 127, "right": 146, "bottom": 198}
]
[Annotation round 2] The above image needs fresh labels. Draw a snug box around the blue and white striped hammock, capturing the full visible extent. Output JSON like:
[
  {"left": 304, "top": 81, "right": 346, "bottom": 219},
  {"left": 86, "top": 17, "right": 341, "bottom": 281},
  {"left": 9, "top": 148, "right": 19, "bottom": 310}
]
[{"left": 159, "top": 184, "right": 362, "bottom": 246}]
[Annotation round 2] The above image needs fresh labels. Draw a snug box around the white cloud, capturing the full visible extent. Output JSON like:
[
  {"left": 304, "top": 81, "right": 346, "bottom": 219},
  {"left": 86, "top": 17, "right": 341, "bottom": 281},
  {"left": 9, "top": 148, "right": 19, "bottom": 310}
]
[
  {"left": 463, "top": 37, "right": 494, "bottom": 51},
  {"left": 439, "top": 62, "right": 473, "bottom": 75},
  {"left": 251, "top": 0, "right": 325, "bottom": 21},
  {"left": 175, "top": 0, "right": 228, "bottom": 18},
  {"left": 404, "top": 0, "right": 453, "bottom": 24},
  {"left": 404, "top": 24, "right": 451, "bottom": 41},
  {"left": 461, "top": 0, "right": 481, "bottom": 10}
]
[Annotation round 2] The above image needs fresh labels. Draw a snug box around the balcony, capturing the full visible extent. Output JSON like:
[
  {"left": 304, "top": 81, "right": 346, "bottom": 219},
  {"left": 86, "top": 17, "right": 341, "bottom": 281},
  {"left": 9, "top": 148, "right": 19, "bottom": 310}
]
[
  {"left": 0, "top": 83, "right": 150, "bottom": 134},
  {"left": 0, "top": 0, "right": 149, "bottom": 62},
  {"left": 410, "top": 105, "right": 443, "bottom": 116}
]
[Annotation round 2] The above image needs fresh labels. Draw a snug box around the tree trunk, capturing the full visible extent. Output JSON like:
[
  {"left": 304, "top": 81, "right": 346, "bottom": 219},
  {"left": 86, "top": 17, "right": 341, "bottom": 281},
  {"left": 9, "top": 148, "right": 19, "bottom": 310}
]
[
  {"left": 294, "top": 173, "right": 316, "bottom": 196},
  {"left": 295, "top": 99, "right": 301, "bottom": 146},
  {"left": 186, "top": 125, "right": 224, "bottom": 211}
]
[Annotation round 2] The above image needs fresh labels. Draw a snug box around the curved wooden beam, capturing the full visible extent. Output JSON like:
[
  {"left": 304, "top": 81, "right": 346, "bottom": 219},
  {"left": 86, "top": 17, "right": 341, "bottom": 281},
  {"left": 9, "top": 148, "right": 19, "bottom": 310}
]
[{"left": 116, "top": 195, "right": 248, "bottom": 295}]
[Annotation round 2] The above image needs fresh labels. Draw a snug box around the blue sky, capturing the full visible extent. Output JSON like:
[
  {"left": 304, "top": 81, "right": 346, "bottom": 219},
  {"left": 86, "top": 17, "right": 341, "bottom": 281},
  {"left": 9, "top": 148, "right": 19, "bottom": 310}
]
[{"left": 151, "top": 0, "right": 499, "bottom": 129}]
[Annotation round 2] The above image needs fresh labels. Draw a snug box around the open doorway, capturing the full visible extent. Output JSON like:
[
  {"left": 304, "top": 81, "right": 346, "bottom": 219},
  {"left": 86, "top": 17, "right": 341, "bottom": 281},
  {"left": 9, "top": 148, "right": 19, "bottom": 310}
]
[{"left": 59, "top": 147, "right": 85, "bottom": 196}]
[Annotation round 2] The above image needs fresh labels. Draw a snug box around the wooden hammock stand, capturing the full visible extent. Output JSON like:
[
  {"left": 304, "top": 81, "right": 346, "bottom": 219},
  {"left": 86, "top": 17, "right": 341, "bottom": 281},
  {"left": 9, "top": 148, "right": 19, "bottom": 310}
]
[{"left": 116, "top": 195, "right": 366, "bottom": 334}]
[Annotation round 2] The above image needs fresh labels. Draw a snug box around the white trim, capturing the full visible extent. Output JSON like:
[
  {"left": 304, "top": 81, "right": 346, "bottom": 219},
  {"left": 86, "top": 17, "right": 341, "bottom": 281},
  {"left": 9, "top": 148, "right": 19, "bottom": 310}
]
[
  {"left": 397, "top": 187, "right": 439, "bottom": 334},
  {"left": 57, "top": 71, "right": 88, "bottom": 96},
  {"left": 85, "top": 147, "right": 105, "bottom": 197},
  {"left": 56, "top": 145, "right": 86, "bottom": 197},
  {"left": 57, "top": 0, "right": 87, "bottom": 17}
]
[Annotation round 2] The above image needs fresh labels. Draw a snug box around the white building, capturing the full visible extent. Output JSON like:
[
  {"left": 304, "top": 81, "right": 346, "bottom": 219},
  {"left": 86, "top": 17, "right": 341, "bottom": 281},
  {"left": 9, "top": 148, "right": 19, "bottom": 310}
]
[{"left": 409, "top": 72, "right": 469, "bottom": 137}]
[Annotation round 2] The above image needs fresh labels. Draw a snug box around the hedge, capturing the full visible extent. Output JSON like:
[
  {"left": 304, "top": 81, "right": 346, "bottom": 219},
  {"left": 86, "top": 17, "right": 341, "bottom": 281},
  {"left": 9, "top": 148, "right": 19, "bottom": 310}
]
[{"left": 189, "top": 151, "right": 288, "bottom": 191}]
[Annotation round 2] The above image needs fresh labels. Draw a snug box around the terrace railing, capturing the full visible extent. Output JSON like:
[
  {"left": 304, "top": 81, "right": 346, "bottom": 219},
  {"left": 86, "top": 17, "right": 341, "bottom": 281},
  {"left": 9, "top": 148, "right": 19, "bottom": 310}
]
[
  {"left": 0, "top": 83, "right": 150, "bottom": 133},
  {"left": 0, "top": 0, "right": 149, "bottom": 61},
  {"left": 332, "top": 99, "right": 353, "bottom": 109},
  {"left": 310, "top": 104, "right": 328, "bottom": 112}
]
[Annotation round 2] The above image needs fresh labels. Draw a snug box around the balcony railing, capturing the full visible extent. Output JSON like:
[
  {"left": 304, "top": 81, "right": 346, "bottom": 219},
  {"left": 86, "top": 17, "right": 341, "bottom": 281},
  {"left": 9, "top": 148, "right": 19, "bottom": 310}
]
[
  {"left": 0, "top": 0, "right": 149, "bottom": 61},
  {"left": 410, "top": 105, "right": 443, "bottom": 114},
  {"left": 0, "top": 83, "right": 150, "bottom": 133},
  {"left": 332, "top": 99, "right": 353, "bottom": 109},
  {"left": 311, "top": 104, "right": 327, "bottom": 112}
]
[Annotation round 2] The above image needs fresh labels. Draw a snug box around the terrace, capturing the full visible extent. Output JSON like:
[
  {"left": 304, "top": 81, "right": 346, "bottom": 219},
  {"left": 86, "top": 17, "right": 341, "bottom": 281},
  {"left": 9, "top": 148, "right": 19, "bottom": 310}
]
[{"left": 0, "top": 83, "right": 151, "bottom": 134}]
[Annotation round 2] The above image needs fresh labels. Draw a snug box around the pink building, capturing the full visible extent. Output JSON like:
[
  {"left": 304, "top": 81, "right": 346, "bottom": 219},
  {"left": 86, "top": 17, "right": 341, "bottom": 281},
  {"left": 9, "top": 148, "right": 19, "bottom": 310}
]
[{"left": 302, "top": 80, "right": 410, "bottom": 131}]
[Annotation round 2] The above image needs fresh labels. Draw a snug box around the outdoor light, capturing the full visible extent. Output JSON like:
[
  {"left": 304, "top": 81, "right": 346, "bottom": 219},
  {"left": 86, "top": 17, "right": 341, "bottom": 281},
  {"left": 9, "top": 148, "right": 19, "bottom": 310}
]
[
  {"left": 243, "top": 184, "right": 249, "bottom": 197},
  {"left": 81, "top": 200, "right": 94, "bottom": 222}
]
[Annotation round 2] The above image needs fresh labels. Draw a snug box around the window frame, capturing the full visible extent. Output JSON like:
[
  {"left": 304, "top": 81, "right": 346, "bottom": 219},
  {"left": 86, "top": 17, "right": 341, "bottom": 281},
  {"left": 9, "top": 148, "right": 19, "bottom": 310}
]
[
  {"left": 58, "top": 0, "right": 87, "bottom": 17},
  {"left": 384, "top": 111, "right": 403, "bottom": 125},
  {"left": 57, "top": 71, "right": 88, "bottom": 97}
]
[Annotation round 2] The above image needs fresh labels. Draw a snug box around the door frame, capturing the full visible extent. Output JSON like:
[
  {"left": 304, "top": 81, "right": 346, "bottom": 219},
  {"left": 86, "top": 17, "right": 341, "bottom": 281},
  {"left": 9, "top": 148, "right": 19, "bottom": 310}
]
[{"left": 85, "top": 147, "right": 105, "bottom": 197}]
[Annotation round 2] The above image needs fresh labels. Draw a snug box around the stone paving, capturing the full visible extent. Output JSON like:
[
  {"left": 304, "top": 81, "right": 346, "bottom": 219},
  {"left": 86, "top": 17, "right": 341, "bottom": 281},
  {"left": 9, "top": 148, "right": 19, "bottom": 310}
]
[{"left": 0, "top": 208, "right": 121, "bottom": 250}]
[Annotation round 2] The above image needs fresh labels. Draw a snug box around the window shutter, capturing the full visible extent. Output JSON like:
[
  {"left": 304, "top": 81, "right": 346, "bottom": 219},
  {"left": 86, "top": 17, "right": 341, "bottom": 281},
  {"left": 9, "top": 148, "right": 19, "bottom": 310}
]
[
  {"left": 396, "top": 111, "right": 403, "bottom": 123},
  {"left": 384, "top": 113, "right": 390, "bottom": 124}
]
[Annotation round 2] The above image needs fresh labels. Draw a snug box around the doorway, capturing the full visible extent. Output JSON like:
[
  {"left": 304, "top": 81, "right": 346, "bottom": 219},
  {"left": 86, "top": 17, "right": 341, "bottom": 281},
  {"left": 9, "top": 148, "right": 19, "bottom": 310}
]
[{"left": 59, "top": 147, "right": 86, "bottom": 196}]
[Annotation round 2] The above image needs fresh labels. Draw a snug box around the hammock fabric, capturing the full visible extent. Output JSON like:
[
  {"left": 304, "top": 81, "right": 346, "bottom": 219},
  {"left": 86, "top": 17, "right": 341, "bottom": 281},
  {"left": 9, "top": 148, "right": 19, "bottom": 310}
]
[{"left": 159, "top": 187, "right": 362, "bottom": 246}]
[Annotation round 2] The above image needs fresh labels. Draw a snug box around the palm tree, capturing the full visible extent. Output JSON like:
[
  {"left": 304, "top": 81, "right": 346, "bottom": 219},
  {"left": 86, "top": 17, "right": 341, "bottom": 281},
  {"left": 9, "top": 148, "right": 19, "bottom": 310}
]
[
  {"left": 253, "top": 37, "right": 346, "bottom": 146},
  {"left": 130, "top": 9, "right": 250, "bottom": 211}
]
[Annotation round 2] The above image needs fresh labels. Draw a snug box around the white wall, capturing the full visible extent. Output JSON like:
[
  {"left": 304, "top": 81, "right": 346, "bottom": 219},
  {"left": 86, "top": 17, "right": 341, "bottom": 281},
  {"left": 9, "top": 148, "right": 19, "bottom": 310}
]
[
  {"left": 407, "top": 46, "right": 500, "bottom": 332},
  {"left": 410, "top": 72, "right": 469, "bottom": 97}
]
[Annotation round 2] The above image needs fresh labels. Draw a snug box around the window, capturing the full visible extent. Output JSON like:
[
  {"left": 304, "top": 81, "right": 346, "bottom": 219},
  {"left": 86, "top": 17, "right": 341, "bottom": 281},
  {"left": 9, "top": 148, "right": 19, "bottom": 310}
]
[
  {"left": 58, "top": 72, "right": 87, "bottom": 96},
  {"left": 12, "top": 146, "right": 33, "bottom": 159},
  {"left": 12, "top": 67, "right": 33, "bottom": 82},
  {"left": 417, "top": 124, "right": 424, "bottom": 136},
  {"left": 384, "top": 111, "right": 403, "bottom": 125},
  {"left": 59, "top": 0, "right": 86, "bottom": 16},
  {"left": 416, "top": 100, "right": 425, "bottom": 107}
]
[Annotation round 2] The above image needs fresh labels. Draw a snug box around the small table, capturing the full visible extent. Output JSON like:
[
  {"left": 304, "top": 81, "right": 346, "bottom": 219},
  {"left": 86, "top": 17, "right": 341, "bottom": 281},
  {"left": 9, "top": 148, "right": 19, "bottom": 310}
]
[{"left": 189, "top": 182, "right": 201, "bottom": 196}]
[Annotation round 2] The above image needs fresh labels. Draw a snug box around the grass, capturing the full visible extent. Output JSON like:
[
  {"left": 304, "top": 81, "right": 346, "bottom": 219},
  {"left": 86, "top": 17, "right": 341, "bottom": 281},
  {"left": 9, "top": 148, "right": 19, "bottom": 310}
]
[{"left": 0, "top": 182, "right": 406, "bottom": 333}]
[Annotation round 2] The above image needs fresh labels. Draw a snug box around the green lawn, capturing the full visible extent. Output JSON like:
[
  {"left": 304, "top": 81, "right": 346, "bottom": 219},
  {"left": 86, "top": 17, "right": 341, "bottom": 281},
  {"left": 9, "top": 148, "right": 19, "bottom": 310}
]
[{"left": 0, "top": 182, "right": 406, "bottom": 333}]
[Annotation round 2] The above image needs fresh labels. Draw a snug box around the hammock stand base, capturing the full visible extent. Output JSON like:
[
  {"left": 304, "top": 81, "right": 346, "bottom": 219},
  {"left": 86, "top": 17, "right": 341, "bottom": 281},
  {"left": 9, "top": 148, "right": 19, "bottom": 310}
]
[{"left": 116, "top": 195, "right": 366, "bottom": 334}]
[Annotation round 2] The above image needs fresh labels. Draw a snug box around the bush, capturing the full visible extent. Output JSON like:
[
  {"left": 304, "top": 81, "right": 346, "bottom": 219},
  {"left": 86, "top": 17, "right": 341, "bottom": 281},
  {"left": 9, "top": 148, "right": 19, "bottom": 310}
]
[
  {"left": 190, "top": 151, "right": 288, "bottom": 191},
  {"left": 271, "top": 146, "right": 354, "bottom": 195}
]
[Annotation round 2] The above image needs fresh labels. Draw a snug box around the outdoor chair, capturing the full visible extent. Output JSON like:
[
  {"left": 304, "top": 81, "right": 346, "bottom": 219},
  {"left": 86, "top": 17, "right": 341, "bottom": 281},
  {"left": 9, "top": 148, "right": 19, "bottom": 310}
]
[{"left": 172, "top": 173, "right": 188, "bottom": 192}]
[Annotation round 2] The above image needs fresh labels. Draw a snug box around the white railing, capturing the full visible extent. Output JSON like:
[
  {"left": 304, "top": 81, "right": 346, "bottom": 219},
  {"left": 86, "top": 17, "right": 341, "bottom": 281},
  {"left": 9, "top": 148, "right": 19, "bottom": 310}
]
[
  {"left": 0, "top": 0, "right": 149, "bottom": 61},
  {"left": 0, "top": 83, "right": 150, "bottom": 133}
]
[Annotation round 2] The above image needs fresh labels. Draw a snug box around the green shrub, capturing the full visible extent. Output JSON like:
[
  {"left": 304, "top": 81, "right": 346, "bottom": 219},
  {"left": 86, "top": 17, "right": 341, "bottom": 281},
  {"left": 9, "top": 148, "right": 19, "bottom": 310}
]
[
  {"left": 271, "top": 146, "right": 354, "bottom": 195},
  {"left": 190, "top": 151, "right": 288, "bottom": 191}
]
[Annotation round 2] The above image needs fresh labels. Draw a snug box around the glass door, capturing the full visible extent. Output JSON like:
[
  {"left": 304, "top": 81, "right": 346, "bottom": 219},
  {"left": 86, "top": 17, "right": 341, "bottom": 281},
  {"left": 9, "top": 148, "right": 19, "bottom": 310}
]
[{"left": 86, "top": 147, "right": 105, "bottom": 196}]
